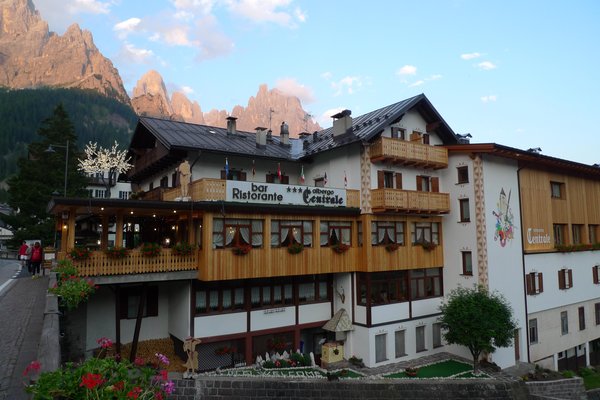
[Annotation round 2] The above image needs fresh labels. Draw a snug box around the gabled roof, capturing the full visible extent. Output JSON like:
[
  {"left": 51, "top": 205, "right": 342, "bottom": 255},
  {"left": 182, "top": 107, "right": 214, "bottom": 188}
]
[{"left": 129, "top": 94, "right": 458, "bottom": 162}]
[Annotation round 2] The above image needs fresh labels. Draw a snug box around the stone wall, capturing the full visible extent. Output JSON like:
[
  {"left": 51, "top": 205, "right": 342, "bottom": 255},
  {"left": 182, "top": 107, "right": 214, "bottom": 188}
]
[{"left": 525, "top": 378, "right": 587, "bottom": 400}]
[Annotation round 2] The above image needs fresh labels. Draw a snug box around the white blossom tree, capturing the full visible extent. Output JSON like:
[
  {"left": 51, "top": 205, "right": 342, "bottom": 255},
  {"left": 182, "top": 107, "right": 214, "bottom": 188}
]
[{"left": 78, "top": 141, "right": 133, "bottom": 198}]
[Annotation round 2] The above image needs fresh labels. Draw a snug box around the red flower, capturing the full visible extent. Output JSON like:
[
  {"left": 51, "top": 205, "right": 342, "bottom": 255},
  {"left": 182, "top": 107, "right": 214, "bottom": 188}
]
[
  {"left": 158, "top": 369, "right": 168, "bottom": 381},
  {"left": 114, "top": 381, "right": 125, "bottom": 391},
  {"left": 134, "top": 357, "right": 145, "bottom": 366},
  {"left": 22, "top": 360, "right": 41, "bottom": 376},
  {"left": 96, "top": 337, "right": 113, "bottom": 349},
  {"left": 80, "top": 373, "right": 104, "bottom": 389},
  {"left": 155, "top": 392, "right": 164, "bottom": 400},
  {"left": 127, "top": 386, "right": 143, "bottom": 399}
]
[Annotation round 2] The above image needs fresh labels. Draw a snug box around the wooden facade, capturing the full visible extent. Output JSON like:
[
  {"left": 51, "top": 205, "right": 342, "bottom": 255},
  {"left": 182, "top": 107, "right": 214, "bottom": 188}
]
[{"left": 370, "top": 137, "right": 448, "bottom": 169}]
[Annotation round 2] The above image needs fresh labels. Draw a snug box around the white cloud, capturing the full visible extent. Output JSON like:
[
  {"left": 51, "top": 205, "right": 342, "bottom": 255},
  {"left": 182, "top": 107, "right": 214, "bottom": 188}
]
[
  {"left": 113, "top": 18, "right": 142, "bottom": 39},
  {"left": 477, "top": 61, "right": 497, "bottom": 70},
  {"left": 481, "top": 95, "right": 497, "bottom": 103},
  {"left": 67, "top": 0, "right": 111, "bottom": 15},
  {"left": 116, "top": 43, "right": 155, "bottom": 64},
  {"left": 429, "top": 74, "right": 442, "bottom": 81},
  {"left": 321, "top": 72, "right": 332, "bottom": 80},
  {"left": 163, "top": 26, "right": 195, "bottom": 46},
  {"left": 396, "top": 65, "right": 417, "bottom": 76},
  {"left": 409, "top": 80, "right": 424, "bottom": 88},
  {"left": 331, "top": 76, "right": 362, "bottom": 96},
  {"left": 227, "top": 0, "right": 306, "bottom": 27},
  {"left": 275, "top": 78, "right": 315, "bottom": 104},
  {"left": 461, "top": 52, "right": 481, "bottom": 60},
  {"left": 318, "top": 107, "right": 345, "bottom": 127},
  {"left": 181, "top": 86, "right": 195, "bottom": 95},
  {"left": 174, "top": 10, "right": 195, "bottom": 21},
  {"left": 33, "top": 0, "right": 111, "bottom": 33},
  {"left": 191, "top": 15, "right": 235, "bottom": 61},
  {"left": 170, "top": 0, "right": 216, "bottom": 14}
]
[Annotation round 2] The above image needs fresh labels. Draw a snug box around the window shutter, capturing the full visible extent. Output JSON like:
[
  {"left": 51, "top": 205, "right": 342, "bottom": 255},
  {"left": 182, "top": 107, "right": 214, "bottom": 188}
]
[
  {"left": 526, "top": 274, "right": 533, "bottom": 295},
  {"left": 594, "top": 266, "right": 599, "bottom": 284},
  {"left": 281, "top": 175, "right": 289, "bottom": 184},
  {"left": 568, "top": 269, "right": 573, "bottom": 288},
  {"left": 416, "top": 175, "right": 423, "bottom": 191},
  {"left": 422, "top": 134, "right": 430, "bottom": 144},
  {"left": 220, "top": 170, "right": 227, "bottom": 179},
  {"left": 266, "top": 174, "right": 274, "bottom": 183},
  {"left": 538, "top": 273, "right": 543, "bottom": 293},
  {"left": 377, "top": 170, "right": 385, "bottom": 188},
  {"left": 240, "top": 171, "right": 247, "bottom": 181},
  {"left": 431, "top": 177, "right": 440, "bottom": 193},
  {"left": 395, "top": 173, "right": 403, "bottom": 189},
  {"left": 558, "top": 270, "right": 565, "bottom": 289}
]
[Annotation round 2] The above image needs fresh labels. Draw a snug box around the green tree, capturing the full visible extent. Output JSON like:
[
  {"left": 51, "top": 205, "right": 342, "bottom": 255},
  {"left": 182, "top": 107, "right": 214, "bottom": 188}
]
[
  {"left": 438, "top": 285, "right": 517, "bottom": 371},
  {"left": 1, "top": 104, "right": 88, "bottom": 247}
]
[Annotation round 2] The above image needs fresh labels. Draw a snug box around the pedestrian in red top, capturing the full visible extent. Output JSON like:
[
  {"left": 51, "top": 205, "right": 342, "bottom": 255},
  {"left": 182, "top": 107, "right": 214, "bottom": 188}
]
[
  {"left": 18, "top": 240, "right": 29, "bottom": 269},
  {"left": 30, "top": 242, "right": 43, "bottom": 278}
]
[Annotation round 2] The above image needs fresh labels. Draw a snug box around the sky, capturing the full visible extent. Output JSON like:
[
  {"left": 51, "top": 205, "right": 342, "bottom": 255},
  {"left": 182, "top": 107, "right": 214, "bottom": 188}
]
[{"left": 32, "top": 0, "right": 600, "bottom": 164}]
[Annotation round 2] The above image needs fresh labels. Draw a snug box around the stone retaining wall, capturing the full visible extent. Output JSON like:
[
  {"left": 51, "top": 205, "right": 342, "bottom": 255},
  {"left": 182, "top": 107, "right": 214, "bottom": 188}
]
[
  {"left": 36, "top": 273, "right": 61, "bottom": 375},
  {"left": 526, "top": 378, "right": 587, "bottom": 400}
]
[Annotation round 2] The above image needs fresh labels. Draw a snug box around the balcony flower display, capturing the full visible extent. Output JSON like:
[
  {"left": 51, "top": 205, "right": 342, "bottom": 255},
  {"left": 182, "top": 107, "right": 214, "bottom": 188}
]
[
  {"left": 172, "top": 242, "right": 195, "bottom": 256},
  {"left": 232, "top": 244, "right": 252, "bottom": 256},
  {"left": 331, "top": 243, "right": 350, "bottom": 254},
  {"left": 214, "top": 345, "right": 236, "bottom": 355},
  {"left": 419, "top": 241, "right": 437, "bottom": 251},
  {"left": 385, "top": 243, "right": 400, "bottom": 252},
  {"left": 141, "top": 242, "right": 161, "bottom": 257},
  {"left": 105, "top": 246, "right": 128, "bottom": 259},
  {"left": 287, "top": 242, "right": 304, "bottom": 254},
  {"left": 69, "top": 247, "right": 91, "bottom": 261},
  {"left": 49, "top": 260, "right": 97, "bottom": 310}
]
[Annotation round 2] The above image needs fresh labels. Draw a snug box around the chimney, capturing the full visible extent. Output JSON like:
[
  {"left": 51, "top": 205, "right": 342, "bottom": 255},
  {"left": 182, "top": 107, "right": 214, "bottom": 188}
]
[
  {"left": 298, "top": 132, "right": 310, "bottom": 139},
  {"left": 280, "top": 121, "right": 290, "bottom": 146},
  {"left": 226, "top": 116, "right": 237, "bottom": 135},
  {"left": 313, "top": 131, "right": 319, "bottom": 142},
  {"left": 331, "top": 109, "right": 352, "bottom": 137},
  {"left": 255, "top": 126, "right": 267, "bottom": 149},
  {"left": 267, "top": 129, "right": 273, "bottom": 142}
]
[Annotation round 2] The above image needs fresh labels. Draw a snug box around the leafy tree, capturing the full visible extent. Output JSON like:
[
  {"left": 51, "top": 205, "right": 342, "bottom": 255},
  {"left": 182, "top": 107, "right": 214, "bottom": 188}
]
[
  {"left": 438, "top": 285, "right": 517, "bottom": 371},
  {"left": 1, "top": 104, "right": 89, "bottom": 247}
]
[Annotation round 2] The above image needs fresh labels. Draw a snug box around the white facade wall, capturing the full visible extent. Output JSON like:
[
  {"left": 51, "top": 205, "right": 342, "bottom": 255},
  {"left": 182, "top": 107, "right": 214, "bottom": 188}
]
[
  {"left": 194, "top": 312, "right": 247, "bottom": 338},
  {"left": 167, "top": 281, "right": 190, "bottom": 341}
]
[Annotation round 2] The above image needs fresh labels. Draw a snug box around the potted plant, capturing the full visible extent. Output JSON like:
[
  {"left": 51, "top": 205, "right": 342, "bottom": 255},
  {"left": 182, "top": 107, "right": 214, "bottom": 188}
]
[
  {"left": 287, "top": 242, "right": 304, "bottom": 254},
  {"left": 105, "top": 246, "right": 128, "bottom": 259},
  {"left": 405, "top": 366, "right": 419, "bottom": 377},
  {"left": 172, "top": 242, "right": 195, "bottom": 256},
  {"left": 331, "top": 243, "right": 350, "bottom": 254},
  {"left": 385, "top": 243, "right": 399, "bottom": 252},
  {"left": 140, "top": 242, "right": 161, "bottom": 257},
  {"left": 232, "top": 244, "right": 252, "bottom": 255},
  {"left": 69, "top": 247, "right": 91, "bottom": 261}
]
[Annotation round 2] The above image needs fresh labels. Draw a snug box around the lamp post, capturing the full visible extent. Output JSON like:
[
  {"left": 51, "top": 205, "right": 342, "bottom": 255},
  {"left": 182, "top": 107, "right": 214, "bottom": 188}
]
[{"left": 44, "top": 139, "right": 69, "bottom": 197}]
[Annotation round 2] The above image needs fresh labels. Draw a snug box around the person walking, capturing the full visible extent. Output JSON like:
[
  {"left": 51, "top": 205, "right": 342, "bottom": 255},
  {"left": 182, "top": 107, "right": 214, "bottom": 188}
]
[
  {"left": 29, "top": 242, "right": 43, "bottom": 278},
  {"left": 18, "top": 240, "right": 29, "bottom": 270}
]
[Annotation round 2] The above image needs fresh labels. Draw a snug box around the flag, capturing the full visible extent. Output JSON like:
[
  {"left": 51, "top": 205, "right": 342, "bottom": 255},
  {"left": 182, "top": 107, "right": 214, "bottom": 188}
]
[
  {"left": 300, "top": 165, "right": 305, "bottom": 184},
  {"left": 277, "top": 163, "right": 282, "bottom": 181},
  {"left": 252, "top": 160, "right": 256, "bottom": 178},
  {"left": 344, "top": 171, "right": 347, "bottom": 188},
  {"left": 225, "top": 157, "right": 229, "bottom": 178},
  {"left": 324, "top": 172, "right": 328, "bottom": 186}
]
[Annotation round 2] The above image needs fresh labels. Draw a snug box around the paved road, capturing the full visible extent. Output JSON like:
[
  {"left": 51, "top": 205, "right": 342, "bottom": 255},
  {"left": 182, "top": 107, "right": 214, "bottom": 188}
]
[{"left": 0, "top": 259, "right": 47, "bottom": 400}]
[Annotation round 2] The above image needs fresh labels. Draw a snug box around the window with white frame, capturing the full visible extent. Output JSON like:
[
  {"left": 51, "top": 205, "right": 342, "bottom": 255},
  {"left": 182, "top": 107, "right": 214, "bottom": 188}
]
[
  {"left": 371, "top": 221, "right": 405, "bottom": 246},
  {"left": 320, "top": 221, "right": 351, "bottom": 246},
  {"left": 558, "top": 268, "right": 573, "bottom": 290},
  {"left": 461, "top": 251, "right": 473, "bottom": 275},
  {"left": 432, "top": 323, "right": 442, "bottom": 348},
  {"left": 411, "top": 222, "right": 440, "bottom": 245},
  {"left": 416, "top": 326, "right": 426, "bottom": 352},
  {"left": 529, "top": 319, "right": 538, "bottom": 344},
  {"left": 271, "top": 220, "right": 313, "bottom": 247},
  {"left": 375, "top": 333, "right": 387, "bottom": 363},
  {"left": 213, "top": 218, "right": 263, "bottom": 248},
  {"left": 526, "top": 272, "right": 543, "bottom": 295},
  {"left": 561, "top": 311, "right": 569, "bottom": 335},
  {"left": 394, "top": 330, "right": 406, "bottom": 358}
]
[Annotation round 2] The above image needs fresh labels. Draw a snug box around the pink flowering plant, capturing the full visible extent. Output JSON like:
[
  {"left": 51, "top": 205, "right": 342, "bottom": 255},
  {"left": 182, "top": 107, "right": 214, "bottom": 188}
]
[
  {"left": 49, "top": 260, "right": 97, "bottom": 310},
  {"left": 24, "top": 337, "right": 175, "bottom": 399}
]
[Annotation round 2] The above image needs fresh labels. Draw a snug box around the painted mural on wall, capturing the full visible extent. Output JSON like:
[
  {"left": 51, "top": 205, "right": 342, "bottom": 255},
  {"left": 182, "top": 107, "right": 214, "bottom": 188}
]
[{"left": 493, "top": 188, "right": 515, "bottom": 247}]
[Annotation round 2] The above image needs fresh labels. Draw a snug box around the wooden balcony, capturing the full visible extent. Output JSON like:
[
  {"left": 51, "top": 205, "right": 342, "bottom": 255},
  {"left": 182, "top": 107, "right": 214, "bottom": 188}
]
[
  {"left": 63, "top": 248, "right": 198, "bottom": 277},
  {"left": 371, "top": 189, "right": 450, "bottom": 214},
  {"left": 370, "top": 137, "right": 448, "bottom": 169}
]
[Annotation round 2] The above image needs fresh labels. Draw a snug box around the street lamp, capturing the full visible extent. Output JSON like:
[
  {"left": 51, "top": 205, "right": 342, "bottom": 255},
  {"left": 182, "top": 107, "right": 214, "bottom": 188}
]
[{"left": 45, "top": 139, "right": 69, "bottom": 197}]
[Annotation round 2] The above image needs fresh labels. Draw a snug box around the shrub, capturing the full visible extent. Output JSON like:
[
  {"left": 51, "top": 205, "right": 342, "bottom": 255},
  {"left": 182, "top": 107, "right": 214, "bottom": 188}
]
[
  {"left": 141, "top": 242, "right": 161, "bottom": 257},
  {"left": 105, "top": 246, "right": 128, "bottom": 259},
  {"left": 69, "top": 247, "right": 91, "bottom": 261},
  {"left": 172, "top": 242, "right": 195, "bottom": 256}
]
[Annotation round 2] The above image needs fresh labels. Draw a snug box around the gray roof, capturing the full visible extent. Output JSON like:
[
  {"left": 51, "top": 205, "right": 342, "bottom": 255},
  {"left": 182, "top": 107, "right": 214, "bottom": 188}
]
[{"left": 130, "top": 94, "right": 458, "bottom": 162}]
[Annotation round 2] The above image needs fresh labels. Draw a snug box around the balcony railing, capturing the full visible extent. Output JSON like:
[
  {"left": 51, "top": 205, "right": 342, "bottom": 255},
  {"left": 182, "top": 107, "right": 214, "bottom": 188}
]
[
  {"left": 64, "top": 248, "right": 198, "bottom": 276},
  {"left": 370, "top": 137, "right": 448, "bottom": 169},
  {"left": 371, "top": 189, "right": 450, "bottom": 214}
]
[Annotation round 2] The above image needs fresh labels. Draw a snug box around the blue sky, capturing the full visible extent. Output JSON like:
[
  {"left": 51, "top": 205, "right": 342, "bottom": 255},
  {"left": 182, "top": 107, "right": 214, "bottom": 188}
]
[{"left": 33, "top": 0, "right": 600, "bottom": 164}]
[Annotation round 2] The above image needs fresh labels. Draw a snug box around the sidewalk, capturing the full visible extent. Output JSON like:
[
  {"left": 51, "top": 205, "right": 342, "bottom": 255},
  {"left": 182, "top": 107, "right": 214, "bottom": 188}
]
[{"left": 0, "top": 262, "right": 48, "bottom": 400}]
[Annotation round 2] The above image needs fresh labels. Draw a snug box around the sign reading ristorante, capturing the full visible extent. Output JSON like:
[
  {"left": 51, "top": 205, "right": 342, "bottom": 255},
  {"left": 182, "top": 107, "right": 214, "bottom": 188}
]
[{"left": 226, "top": 181, "right": 346, "bottom": 207}]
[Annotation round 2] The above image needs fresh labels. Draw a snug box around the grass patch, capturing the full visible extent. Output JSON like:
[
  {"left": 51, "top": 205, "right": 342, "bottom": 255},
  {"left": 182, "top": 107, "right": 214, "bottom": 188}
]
[{"left": 384, "top": 360, "right": 473, "bottom": 379}]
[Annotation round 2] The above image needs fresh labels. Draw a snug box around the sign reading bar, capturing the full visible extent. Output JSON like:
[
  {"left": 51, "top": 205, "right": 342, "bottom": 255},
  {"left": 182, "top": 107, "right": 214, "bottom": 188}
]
[{"left": 226, "top": 181, "right": 347, "bottom": 207}]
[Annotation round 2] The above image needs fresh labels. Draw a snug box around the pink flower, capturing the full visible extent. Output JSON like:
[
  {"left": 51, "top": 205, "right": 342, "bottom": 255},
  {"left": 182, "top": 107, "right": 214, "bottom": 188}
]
[
  {"left": 22, "top": 360, "right": 41, "bottom": 376},
  {"left": 155, "top": 353, "right": 170, "bottom": 365},
  {"left": 134, "top": 357, "right": 145, "bottom": 366},
  {"left": 96, "top": 337, "right": 113, "bottom": 349},
  {"left": 162, "top": 380, "right": 175, "bottom": 395}
]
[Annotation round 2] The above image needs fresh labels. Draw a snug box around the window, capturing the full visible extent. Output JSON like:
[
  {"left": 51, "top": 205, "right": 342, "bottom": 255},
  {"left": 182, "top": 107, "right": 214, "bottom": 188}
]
[
  {"left": 94, "top": 189, "right": 106, "bottom": 198},
  {"left": 417, "top": 175, "right": 430, "bottom": 192},
  {"left": 553, "top": 224, "right": 566, "bottom": 245},
  {"left": 594, "top": 265, "right": 600, "bottom": 284},
  {"left": 160, "top": 176, "right": 168, "bottom": 188},
  {"left": 119, "top": 191, "right": 131, "bottom": 200},
  {"left": 572, "top": 224, "right": 583, "bottom": 245},
  {"left": 119, "top": 286, "right": 158, "bottom": 319},
  {"left": 391, "top": 127, "right": 405, "bottom": 140},
  {"left": 550, "top": 181, "right": 564, "bottom": 199},
  {"left": 195, "top": 281, "right": 245, "bottom": 314},
  {"left": 579, "top": 307, "right": 586, "bottom": 331},
  {"left": 526, "top": 272, "right": 544, "bottom": 295},
  {"left": 411, "top": 222, "right": 440, "bottom": 245},
  {"left": 432, "top": 323, "right": 442, "bottom": 348},
  {"left": 358, "top": 271, "right": 409, "bottom": 306},
  {"left": 595, "top": 303, "right": 600, "bottom": 325},
  {"left": 320, "top": 221, "right": 351, "bottom": 246},
  {"left": 422, "top": 133, "right": 430, "bottom": 145},
  {"left": 371, "top": 221, "right": 405, "bottom": 246},
  {"left": 377, "top": 170, "right": 401, "bottom": 189},
  {"left": 213, "top": 218, "right": 263, "bottom": 248},
  {"left": 221, "top": 169, "right": 247, "bottom": 181},
  {"left": 558, "top": 268, "right": 573, "bottom": 290},
  {"left": 561, "top": 311, "right": 569, "bottom": 335},
  {"left": 297, "top": 275, "right": 330, "bottom": 304},
  {"left": 410, "top": 268, "right": 443, "bottom": 300},
  {"left": 590, "top": 225, "right": 599, "bottom": 244},
  {"left": 266, "top": 172, "right": 289, "bottom": 184},
  {"left": 271, "top": 220, "right": 312, "bottom": 247},
  {"left": 250, "top": 281, "right": 294, "bottom": 309},
  {"left": 459, "top": 199, "right": 470, "bottom": 222},
  {"left": 416, "top": 326, "right": 426, "bottom": 352},
  {"left": 314, "top": 177, "right": 325, "bottom": 187},
  {"left": 529, "top": 319, "right": 538, "bottom": 344},
  {"left": 457, "top": 166, "right": 469, "bottom": 184},
  {"left": 357, "top": 222, "right": 363, "bottom": 247},
  {"left": 461, "top": 251, "right": 473, "bottom": 275},
  {"left": 394, "top": 330, "right": 406, "bottom": 358},
  {"left": 375, "top": 334, "right": 387, "bottom": 363}
]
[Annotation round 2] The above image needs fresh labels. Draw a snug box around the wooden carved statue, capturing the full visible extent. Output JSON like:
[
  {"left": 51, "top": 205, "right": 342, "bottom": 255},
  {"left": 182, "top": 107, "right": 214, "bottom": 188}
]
[
  {"left": 178, "top": 160, "right": 191, "bottom": 198},
  {"left": 183, "top": 337, "right": 202, "bottom": 375}
]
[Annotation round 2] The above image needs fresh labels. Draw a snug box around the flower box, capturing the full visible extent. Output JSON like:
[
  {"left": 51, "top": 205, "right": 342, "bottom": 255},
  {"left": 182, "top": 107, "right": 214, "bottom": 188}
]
[
  {"left": 105, "top": 246, "right": 128, "bottom": 259},
  {"left": 232, "top": 244, "right": 252, "bottom": 255},
  {"left": 331, "top": 243, "right": 350, "bottom": 254},
  {"left": 172, "top": 242, "right": 195, "bottom": 256},
  {"left": 419, "top": 241, "right": 437, "bottom": 251},
  {"left": 140, "top": 242, "right": 161, "bottom": 257},
  {"left": 287, "top": 243, "right": 304, "bottom": 254},
  {"left": 385, "top": 243, "right": 400, "bottom": 252},
  {"left": 69, "top": 247, "right": 91, "bottom": 261}
]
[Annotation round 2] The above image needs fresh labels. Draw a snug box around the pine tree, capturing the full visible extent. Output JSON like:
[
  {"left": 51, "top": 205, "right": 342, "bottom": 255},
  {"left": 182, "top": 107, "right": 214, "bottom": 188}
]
[{"left": 2, "top": 104, "right": 89, "bottom": 247}]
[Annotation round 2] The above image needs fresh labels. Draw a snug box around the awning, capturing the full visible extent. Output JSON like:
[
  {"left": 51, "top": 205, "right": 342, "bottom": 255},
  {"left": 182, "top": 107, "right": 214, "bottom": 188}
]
[{"left": 322, "top": 308, "right": 354, "bottom": 332}]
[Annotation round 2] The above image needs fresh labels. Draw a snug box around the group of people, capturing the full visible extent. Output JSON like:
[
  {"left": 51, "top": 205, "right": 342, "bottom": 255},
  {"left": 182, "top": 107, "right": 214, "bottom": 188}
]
[{"left": 18, "top": 240, "right": 44, "bottom": 278}]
